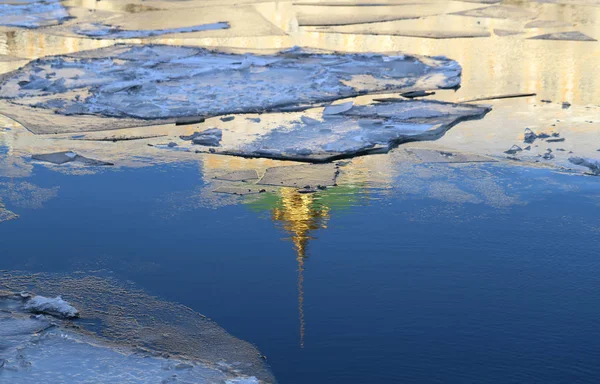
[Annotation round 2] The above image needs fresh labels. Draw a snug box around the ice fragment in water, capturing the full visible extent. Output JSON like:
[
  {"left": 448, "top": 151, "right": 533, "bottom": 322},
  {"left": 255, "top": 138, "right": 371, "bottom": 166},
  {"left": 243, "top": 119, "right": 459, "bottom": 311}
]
[
  {"left": 323, "top": 101, "right": 354, "bottom": 115},
  {"left": 569, "top": 157, "right": 600, "bottom": 175},
  {"left": 32, "top": 151, "right": 113, "bottom": 166},
  {"left": 0, "top": 44, "right": 462, "bottom": 129},
  {"left": 180, "top": 128, "right": 222, "bottom": 147},
  {"left": 504, "top": 145, "right": 523, "bottom": 155},
  {"left": 74, "top": 22, "right": 230, "bottom": 39},
  {"left": 24, "top": 295, "right": 80, "bottom": 319},
  {"left": 219, "top": 100, "right": 490, "bottom": 162}
]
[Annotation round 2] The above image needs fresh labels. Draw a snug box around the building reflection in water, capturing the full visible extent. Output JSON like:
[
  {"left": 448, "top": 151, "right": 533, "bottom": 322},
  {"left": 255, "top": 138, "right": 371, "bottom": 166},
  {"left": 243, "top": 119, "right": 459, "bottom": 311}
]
[{"left": 271, "top": 188, "right": 330, "bottom": 348}]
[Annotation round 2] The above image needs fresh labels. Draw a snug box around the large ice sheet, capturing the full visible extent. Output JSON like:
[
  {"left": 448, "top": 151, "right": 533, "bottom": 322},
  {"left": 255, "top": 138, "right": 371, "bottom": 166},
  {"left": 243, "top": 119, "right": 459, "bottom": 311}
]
[
  {"left": 0, "top": 0, "right": 69, "bottom": 28},
  {"left": 218, "top": 100, "right": 490, "bottom": 162},
  {"left": 0, "top": 289, "right": 267, "bottom": 384},
  {"left": 0, "top": 44, "right": 462, "bottom": 132}
]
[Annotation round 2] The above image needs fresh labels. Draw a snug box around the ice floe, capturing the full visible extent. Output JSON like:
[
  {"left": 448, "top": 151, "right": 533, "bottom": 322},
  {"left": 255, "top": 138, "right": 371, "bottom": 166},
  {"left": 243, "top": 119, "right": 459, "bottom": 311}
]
[
  {"left": 0, "top": 281, "right": 271, "bottom": 383},
  {"left": 74, "top": 22, "right": 230, "bottom": 39},
  {"left": 0, "top": 0, "right": 70, "bottom": 28},
  {"left": 216, "top": 100, "right": 490, "bottom": 162},
  {"left": 0, "top": 44, "right": 462, "bottom": 132},
  {"left": 23, "top": 295, "right": 80, "bottom": 319}
]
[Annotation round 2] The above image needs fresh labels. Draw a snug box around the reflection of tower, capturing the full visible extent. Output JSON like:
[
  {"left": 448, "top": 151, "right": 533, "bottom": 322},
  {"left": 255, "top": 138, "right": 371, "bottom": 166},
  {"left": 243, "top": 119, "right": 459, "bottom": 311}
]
[{"left": 271, "top": 189, "right": 329, "bottom": 348}]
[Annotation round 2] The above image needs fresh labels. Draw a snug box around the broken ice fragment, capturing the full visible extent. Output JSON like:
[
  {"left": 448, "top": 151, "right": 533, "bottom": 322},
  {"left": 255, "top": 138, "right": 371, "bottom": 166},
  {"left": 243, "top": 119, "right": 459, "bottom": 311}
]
[
  {"left": 32, "top": 151, "right": 113, "bottom": 166},
  {"left": 529, "top": 31, "right": 597, "bottom": 42},
  {"left": 180, "top": 128, "right": 223, "bottom": 147},
  {"left": 0, "top": 45, "right": 462, "bottom": 130},
  {"left": 74, "top": 22, "right": 230, "bottom": 39},
  {"left": 401, "top": 90, "right": 435, "bottom": 99},
  {"left": 24, "top": 295, "right": 79, "bottom": 319},
  {"left": 569, "top": 157, "right": 600, "bottom": 175},
  {"left": 504, "top": 145, "right": 523, "bottom": 155},
  {"left": 323, "top": 101, "right": 354, "bottom": 116},
  {"left": 219, "top": 100, "right": 490, "bottom": 162},
  {"left": 524, "top": 128, "right": 537, "bottom": 144},
  {"left": 542, "top": 149, "right": 554, "bottom": 160}
]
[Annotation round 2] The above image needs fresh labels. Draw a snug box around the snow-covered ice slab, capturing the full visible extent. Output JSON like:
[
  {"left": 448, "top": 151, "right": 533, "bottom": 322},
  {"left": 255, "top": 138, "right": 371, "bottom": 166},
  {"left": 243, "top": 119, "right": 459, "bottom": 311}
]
[
  {"left": 0, "top": 0, "right": 70, "bottom": 28},
  {"left": 0, "top": 44, "right": 462, "bottom": 133},
  {"left": 217, "top": 100, "right": 490, "bottom": 162},
  {"left": 0, "top": 290, "right": 268, "bottom": 383}
]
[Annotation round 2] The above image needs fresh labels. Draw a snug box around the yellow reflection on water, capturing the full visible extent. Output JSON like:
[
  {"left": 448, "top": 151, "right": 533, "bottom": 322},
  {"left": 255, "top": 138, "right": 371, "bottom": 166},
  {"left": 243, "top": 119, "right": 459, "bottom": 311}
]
[{"left": 272, "top": 188, "right": 330, "bottom": 348}]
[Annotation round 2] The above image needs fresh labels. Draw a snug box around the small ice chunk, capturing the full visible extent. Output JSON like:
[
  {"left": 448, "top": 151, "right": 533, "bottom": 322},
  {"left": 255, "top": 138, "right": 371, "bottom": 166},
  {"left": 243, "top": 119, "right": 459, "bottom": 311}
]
[
  {"left": 504, "top": 145, "right": 522, "bottom": 155},
  {"left": 323, "top": 101, "right": 354, "bottom": 116},
  {"left": 32, "top": 151, "right": 113, "bottom": 166},
  {"left": 529, "top": 31, "right": 597, "bottom": 42},
  {"left": 524, "top": 128, "right": 537, "bottom": 144},
  {"left": 24, "top": 296, "right": 80, "bottom": 319},
  {"left": 181, "top": 128, "right": 223, "bottom": 147},
  {"left": 569, "top": 157, "right": 600, "bottom": 175}
]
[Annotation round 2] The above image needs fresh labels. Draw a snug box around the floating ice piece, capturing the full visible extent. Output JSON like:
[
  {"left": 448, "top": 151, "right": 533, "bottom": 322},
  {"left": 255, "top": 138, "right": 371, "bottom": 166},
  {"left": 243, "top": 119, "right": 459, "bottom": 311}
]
[
  {"left": 0, "top": 201, "right": 18, "bottom": 224},
  {"left": 180, "top": 128, "right": 223, "bottom": 147},
  {"left": 219, "top": 100, "right": 490, "bottom": 162},
  {"left": 24, "top": 295, "right": 80, "bottom": 319},
  {"left": 529, "top": 31, "right": 597, "bottom": 41},
  {"left": 74, "top": 22, "right": 230, "bottom": 39},
  {"left": 569, "top": 157, "right": 600, "bottom": 175},
  {"left": 504, "top": 145, "right": 523, "bottom": 154},
  {"left": 524, "top": 128, "right": 538, "bottom": 143},
  {"left": 323, "top": 101, "right": 354, "bottom": 115},
  {"left": 401, "top": 90, "right": 435, "bottom": 99},
  {"left": 0, "top": 0, "right": 69, "bottom": 28},
  {"left": 0, "top": 45, "right": 462, "bottom": 131},
  {"left": 32, "top": 151, "right": 113, "bottom": 166}
]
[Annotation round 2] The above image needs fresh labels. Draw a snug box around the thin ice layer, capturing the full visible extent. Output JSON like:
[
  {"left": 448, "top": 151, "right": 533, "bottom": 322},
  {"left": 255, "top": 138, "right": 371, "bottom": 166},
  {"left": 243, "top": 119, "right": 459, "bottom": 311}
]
[
  {"left": 0, "top": 0, "right": 69, "bottom": 28},
  {"left": 0, "top": 294, "right": 262, "bottom": 384},
  {"left": 0, "top": 45, "right": 461, "bottom": 124},
  {"left": 219, "top": 100, "right": 490, "bottom": 162},
  {"left": 73, "top": 22, "right": 230, "bottom": 39}
]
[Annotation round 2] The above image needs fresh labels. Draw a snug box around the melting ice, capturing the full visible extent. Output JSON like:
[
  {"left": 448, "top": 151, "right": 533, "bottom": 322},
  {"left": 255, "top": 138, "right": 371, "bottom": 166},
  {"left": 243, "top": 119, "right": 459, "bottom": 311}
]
[
  {"left": 0, "top": 293, "right": 262, "bottom": 383},
  {"left": 0, "top": 45, "right": 462, "bottom": 124}
]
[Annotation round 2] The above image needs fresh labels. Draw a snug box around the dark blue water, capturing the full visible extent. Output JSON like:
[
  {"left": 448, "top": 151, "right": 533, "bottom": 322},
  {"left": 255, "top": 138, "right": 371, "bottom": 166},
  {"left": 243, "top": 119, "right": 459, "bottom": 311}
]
[{"left": 1, "top": 162, "right": 600, "bottom": 383}]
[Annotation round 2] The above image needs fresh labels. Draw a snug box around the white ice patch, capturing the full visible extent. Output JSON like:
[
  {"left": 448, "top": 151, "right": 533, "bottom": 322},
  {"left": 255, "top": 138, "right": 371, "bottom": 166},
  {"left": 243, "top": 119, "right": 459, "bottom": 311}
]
[
  {"left": 0, "top": 328, "right": 259, "bottom": 384},
  {"left": 0, "top": 44, "right": 462, "bottom": 122},
  {"left": 0, "top": 0, "right": 69, "bottom": 28},
  {"left": 219, "top": 100, "right": 490, "bottom": 162},
  {"left": 73, "top": 22, "right": 230, "bottom": 39},
  {"left": 0, "top": 294, "right": 262, "bottom": 383},
  {"left": 24, "top": 295, "right": 80, "bottom": 319}
]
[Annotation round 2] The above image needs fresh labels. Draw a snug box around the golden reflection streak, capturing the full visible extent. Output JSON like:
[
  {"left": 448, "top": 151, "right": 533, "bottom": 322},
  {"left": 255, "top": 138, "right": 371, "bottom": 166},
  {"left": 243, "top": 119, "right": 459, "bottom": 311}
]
[{"left": 272, "top": 188, "right": 330, "bottom": 348}]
